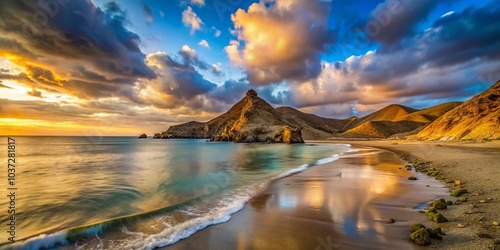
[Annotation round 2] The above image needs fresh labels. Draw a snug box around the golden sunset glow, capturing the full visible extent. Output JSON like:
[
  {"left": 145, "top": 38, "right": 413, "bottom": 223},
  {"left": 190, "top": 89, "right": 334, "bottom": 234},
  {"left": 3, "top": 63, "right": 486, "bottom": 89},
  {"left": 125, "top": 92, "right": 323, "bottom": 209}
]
[{"left": 0, "top": 0, "right": 498, "bottom": 136}]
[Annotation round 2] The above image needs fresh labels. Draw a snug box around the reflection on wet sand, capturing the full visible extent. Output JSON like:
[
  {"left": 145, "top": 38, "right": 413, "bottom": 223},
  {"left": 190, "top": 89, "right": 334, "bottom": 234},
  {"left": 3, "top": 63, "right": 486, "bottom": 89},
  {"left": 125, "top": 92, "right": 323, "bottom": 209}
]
[{"left": 166, "top": 147, "right": 448, "bottom": 250}]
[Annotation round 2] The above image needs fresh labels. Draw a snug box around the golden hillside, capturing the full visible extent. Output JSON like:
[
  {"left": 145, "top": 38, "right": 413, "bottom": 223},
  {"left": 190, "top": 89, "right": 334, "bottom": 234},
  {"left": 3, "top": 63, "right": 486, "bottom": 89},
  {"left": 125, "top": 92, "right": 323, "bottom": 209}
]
[
  {"left": 342, "top": 121, "right": 428, "bottom": 138},
  {"left": 154, "top": 90, "right": 466, "bottom": 141},
  {"left": 276, "top": 106, "right": 351, "bottom": 139},
  {"left": 400, "top": 102, "right": 462, "bottom": 123},
  {"left": 342, "top": 104, "right": 418, "bottom": 130},
  {"left": 415, "top": 81, "right": 500, "bottom": 141}
]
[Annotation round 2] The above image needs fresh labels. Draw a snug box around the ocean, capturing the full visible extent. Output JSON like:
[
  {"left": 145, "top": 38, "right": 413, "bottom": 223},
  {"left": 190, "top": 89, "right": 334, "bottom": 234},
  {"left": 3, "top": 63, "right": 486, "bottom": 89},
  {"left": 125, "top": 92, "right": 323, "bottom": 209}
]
[{"left": 0, "top": 136, "right": 351, "bottom": 249}]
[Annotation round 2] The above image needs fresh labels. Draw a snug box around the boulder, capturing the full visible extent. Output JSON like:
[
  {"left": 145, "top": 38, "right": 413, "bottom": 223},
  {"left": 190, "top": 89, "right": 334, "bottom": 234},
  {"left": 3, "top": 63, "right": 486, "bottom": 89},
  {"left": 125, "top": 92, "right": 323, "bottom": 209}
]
[{"left": 410, "top": 228, "right": 431, "bottom": 245}]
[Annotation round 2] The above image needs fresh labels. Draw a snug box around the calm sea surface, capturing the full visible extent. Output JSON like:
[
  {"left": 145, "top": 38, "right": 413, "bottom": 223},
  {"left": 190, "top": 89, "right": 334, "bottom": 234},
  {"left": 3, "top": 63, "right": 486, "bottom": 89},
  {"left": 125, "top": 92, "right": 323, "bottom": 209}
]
[{"left": 0, "top": 136, "right": 350, "bottom": 249}]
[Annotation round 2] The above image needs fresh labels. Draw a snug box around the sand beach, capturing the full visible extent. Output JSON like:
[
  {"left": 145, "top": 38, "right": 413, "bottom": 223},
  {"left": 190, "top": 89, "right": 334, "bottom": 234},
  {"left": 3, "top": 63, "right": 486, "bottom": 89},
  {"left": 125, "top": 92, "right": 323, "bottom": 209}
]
[
  {"left": 164, "top": 146, "right": 450, "bottom": 250},
  {"left": 162, "top": 140, "right": 500, "bottom": 250}
]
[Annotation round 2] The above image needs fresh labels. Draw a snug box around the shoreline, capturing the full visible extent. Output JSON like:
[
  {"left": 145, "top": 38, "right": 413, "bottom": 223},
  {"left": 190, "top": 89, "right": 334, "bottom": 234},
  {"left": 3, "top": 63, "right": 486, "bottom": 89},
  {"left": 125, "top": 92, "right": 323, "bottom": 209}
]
[
  {"left": 164, "top": 145, "right": 449, "bottom": 250},
  {"left": 314, "top": 140, "right": 500, "bottom": 249}
]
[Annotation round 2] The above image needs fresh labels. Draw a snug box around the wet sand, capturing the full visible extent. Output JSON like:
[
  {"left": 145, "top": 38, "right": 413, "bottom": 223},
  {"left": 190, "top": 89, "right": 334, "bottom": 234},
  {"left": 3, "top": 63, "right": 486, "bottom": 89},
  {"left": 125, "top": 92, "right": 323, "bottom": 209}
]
[
  {"left": 164, "top": 147, "right": 448, "bottom": 250},
  {"left": 324, "top": 140, "right": 500, "bottom": 250}
]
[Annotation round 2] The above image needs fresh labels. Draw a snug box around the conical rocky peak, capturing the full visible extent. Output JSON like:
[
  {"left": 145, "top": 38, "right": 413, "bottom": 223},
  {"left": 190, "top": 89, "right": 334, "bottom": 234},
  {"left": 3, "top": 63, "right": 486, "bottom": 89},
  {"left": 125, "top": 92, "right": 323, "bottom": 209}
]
[
  {"left": 246, "top": 89, "right": 258, "bottom": 99},
  {"left": 156, "top": 88, "right": 304, "bottom": 143}
]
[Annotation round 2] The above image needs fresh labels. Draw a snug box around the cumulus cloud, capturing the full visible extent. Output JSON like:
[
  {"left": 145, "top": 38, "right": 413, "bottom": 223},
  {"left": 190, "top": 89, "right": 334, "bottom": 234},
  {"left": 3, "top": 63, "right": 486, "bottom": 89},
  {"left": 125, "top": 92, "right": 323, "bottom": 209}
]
[
  {"left": 225, "top": 0, "right": 334, "bottom": 85},
  {"left": 287, "top": 1, "right": 500, "bottom": 115},
  {"left": 209, "top": 79, "right": 249, "bottom": 104},
  {"left": 198, "top": 39, "right": 210, "bottom": 48},
  {"left": 212, "top": 63, "right": 222, "bottom": 76},
  {"left": 208, "top": 79, "right": 288, "bottom": 106},
  {"left": 190, "top": 0, "right": 205, "bottom": 6},
  {"left": 182, "top": 7, "right": 204, "bottom": 34},
  {"left": 143, "top": 48, "right": 217, "bottom": 103},
  {"left": 366, "top": 0, "right": 442, "bottom": 51},
  {"left": 27, "top": 89, "right": 44, "bottom": 98},
  {"left": 0, "top": 0, "right": 156, "bottom": 79}
]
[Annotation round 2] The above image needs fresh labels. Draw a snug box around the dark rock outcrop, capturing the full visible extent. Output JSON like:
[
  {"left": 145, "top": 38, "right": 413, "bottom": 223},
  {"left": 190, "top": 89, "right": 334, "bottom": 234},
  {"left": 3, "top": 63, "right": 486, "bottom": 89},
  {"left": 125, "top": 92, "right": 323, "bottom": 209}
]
[
  {"left": 138, "top": 134, "right": 147, "bottom": 138},
  {"left": 155, "top": 90, "right": 304, "bottom": 143}
]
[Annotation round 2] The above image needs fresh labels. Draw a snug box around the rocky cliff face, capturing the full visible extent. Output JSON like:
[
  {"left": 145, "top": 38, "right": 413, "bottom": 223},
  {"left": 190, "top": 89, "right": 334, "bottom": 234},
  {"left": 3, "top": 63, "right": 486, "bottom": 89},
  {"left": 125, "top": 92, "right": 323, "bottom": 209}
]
[
  {"left": 415, "top": 81, "right": 500, "bottom": 141},
  {"left": 155, "top": 90, "right": 303, "bottom": 143},
  {"left": 275, "top": 106, "right": 351, "bottom": 139}
]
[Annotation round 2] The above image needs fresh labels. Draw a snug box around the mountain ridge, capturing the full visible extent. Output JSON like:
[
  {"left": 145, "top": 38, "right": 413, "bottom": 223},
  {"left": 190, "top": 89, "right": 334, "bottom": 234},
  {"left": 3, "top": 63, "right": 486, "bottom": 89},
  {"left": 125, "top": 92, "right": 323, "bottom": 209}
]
[
  {"left": 154, "top": 87, "right": 498, "bottom": 141},
  {"left": 154, "top": 90, "right": 303, "bottom": 143},
  {"left": 415, "top": 81, "right": 500, "bottom": 141}
]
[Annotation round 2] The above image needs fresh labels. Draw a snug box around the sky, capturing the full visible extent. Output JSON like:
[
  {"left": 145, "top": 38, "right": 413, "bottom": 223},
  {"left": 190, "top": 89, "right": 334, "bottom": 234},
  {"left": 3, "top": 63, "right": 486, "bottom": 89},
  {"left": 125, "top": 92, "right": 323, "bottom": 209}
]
[{"left": 0, "top": 0, "right": 499, "bottom": 136}]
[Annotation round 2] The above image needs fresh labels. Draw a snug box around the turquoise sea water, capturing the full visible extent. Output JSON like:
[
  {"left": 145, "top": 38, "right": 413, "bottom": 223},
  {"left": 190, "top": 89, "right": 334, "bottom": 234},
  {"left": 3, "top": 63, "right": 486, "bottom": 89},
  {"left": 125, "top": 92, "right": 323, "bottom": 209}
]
[{"left": 0, "top": 137, "right": 350, "bottom": 249}]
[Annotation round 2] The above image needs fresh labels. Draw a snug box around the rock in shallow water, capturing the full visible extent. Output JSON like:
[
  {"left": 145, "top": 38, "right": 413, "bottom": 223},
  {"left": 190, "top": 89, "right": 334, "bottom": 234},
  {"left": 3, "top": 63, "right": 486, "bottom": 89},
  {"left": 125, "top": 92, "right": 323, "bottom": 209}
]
[
  {"left": 431, "top": 199, "right": 448, "bottom": 209},
  {"left": 450, "top": 189, "right": 468, "bottom": 197},
  {"left": 410, "top": 228, "right": 431, "bottom": 245},
  {"left": 410, "top": 224, "right": 426, "bottom": 233}
]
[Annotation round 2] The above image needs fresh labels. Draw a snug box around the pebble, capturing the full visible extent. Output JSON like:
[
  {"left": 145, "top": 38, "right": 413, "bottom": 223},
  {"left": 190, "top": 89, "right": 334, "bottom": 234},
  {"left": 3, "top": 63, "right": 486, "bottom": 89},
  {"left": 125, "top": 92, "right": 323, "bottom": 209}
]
[
  {"left": 480, "top": 200, "right": 487, "bottom": 203},
  {"left": 457, "top": 223, "right": 465, "bottom": 228},
  {"left": 454, "top": 180, "right": 461, "bottom": 186},
  {"left": 492, "top": 221, "right": 499, "bottom": 226}
]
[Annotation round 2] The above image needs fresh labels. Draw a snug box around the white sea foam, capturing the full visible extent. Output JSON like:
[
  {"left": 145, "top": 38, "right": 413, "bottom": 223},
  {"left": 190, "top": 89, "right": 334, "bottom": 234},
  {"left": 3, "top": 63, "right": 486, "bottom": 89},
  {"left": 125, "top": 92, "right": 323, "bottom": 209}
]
[
  {"left": 121, "top": 152, "right": 348, "bottom": 249},
  {"left": 6, "top": 231, "right": 68, "bottom": 250},
  {"left": 276, "top": 164, "right": 309, "bottom": 178},
  {"left": 315, "top": 154, "right": 341, "bottom": 165},
  {"left": 6, "top": 223, "right": 105, "bottom": 250},
  {"left": 125, "top": 147, "right": 351, "bottom": 249},
  {"left": 129, "top": 188, "right": 258, "bottom": 249},
  {"left": 11, "top": 144, "right": 352, "bottom": 250}
]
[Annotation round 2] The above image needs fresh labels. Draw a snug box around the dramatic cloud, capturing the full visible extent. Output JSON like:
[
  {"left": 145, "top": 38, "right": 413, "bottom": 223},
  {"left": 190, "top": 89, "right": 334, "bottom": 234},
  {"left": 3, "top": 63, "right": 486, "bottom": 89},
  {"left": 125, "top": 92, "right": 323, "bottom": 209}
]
[
  {"left": 288, "top": 1, "right": 500, "bottom": 115},
  {"left": 211, "top": 63, "right": 222, "bottom": 76},
  {"left": 1, "top": 0, "right": 499, "bottom": 135},
  {"left": 366, "top": 0, "right": 441, "bottom": 50},
  {"left": 182, "top": 7, "right": 204, "bottom": 34},
  {"left": 226, "top": 0, "right": 334, "bottom": 85},
  {"left": 143, "top": 47, "right": 217, "bottom": 104},
  {"left": 198, "top": 39, "right": 210, "bottom": 48},
  {"left": 0, "top": 81, "right": 11, "bottom": 89},
  {"left": 209, "top": 79, "right": 249, "bottom": 104},
  {"left": 27, "top": 89, "right": 43, "bottom": 98},
  {"left": 208, "top": 79, "right": 288, "bottom": 106},
  {"left": 0, "top": 0, "right": 156, "bottom": 79}
]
